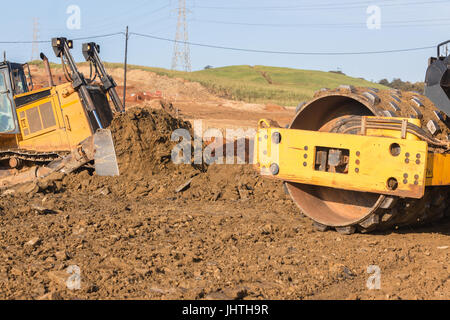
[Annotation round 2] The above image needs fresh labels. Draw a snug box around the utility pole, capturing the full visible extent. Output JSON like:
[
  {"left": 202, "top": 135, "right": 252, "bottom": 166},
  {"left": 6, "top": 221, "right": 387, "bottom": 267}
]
[
  {"left": 123, "top": 26, "right": 129, "bottom": 112},
  {"left": 172, "top": 0, "right": 191, "bottom": 72},
  {"left": 31, "top": 18, "right": 40, "bottom": 61}
]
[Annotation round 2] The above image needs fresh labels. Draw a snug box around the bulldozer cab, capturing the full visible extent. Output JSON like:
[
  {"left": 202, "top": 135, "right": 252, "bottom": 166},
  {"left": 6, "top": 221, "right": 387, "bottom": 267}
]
[{"left": 0, "top": 61, "right": 24, "bottom": 134}]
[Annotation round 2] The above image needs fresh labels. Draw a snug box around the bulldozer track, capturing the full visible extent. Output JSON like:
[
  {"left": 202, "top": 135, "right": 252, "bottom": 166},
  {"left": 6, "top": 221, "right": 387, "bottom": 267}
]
[
  {"left": 296, "top": 86, "right": 450, "bottom": 234},
  {"left": 0, "top": 150, "right": 66, "bottom": 163}
]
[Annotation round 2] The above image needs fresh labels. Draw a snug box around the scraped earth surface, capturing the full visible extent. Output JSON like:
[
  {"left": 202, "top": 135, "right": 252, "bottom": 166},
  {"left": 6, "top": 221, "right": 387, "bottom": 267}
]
[{"left": 0, "top": 68, "right": 449, "bottom": 300}]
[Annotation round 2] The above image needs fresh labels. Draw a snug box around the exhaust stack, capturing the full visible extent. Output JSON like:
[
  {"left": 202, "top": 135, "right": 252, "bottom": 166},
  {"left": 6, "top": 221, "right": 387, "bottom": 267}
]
[{"left": 40, "top": 52, "right": 55, "bottom": 87}]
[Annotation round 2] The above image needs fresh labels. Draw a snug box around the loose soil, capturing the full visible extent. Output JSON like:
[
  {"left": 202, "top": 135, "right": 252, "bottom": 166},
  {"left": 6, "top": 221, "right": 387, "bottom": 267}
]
[{"left": 0, "top": 67, "right": 448, "bottom": 300}]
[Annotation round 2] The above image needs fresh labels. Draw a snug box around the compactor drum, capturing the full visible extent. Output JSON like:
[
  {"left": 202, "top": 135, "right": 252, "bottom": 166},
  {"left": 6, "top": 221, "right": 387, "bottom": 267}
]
[{"left": 255, "top": 41, "right": 450, "bottom": 234}]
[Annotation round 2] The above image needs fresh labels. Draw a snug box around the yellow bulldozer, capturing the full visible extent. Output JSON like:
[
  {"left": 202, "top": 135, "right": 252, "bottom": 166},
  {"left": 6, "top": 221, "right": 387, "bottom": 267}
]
[
  {"left": 255, "top": 40, "right": 450, "bottom": 234},
  {"left": 0, "top": 37, "right": 122, "bottom": 189}
]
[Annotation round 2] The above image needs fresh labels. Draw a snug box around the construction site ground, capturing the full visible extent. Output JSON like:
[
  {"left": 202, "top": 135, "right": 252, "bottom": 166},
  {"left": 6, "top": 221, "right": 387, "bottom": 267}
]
[{"left": 0, "top": 66, "right": 448, "bottom": 300}]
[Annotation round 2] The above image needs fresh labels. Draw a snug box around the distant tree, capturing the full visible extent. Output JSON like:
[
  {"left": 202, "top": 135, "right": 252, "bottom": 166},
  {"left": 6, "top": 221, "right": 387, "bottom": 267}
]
[
  {"left": 378, "top": 78, "right": 424, "bottom": 94},
  {"left": 329, "top": 70, "right": 346, "bottom": 75},
  {"left": 204, "top": 65, "right": 213, "bottom": 70},
  {"left": 391, "top": 78, "right": 405, "bottom": 88}
]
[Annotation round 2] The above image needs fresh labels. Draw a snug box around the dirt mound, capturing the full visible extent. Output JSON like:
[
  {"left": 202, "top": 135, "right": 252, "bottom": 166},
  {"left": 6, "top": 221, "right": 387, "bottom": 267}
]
[
  {"left": 184, "top": 165, "right": 286, "bottom": 202},
  {"left": 110, "top": 104, "right": 194, "bottom": 178},
  {"left": 61, "top": 104, "right": 197, "bottom": 198},
  {"left": 265, "top": 103, "right": 286, "bottom": 112},
  {"left": 60, "top": 104, "right": 283, "bottom": 204},
  {"left": 106, "top": 68, "right": 219, "bottom": 103}
]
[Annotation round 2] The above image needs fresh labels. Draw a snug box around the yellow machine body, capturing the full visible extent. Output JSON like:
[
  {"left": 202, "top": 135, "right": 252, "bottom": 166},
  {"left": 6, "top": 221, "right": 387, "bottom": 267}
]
[
  {"left": 255, "top": 117, "right": 450, "bottom": 200},
  {"left": 7, "top": 84, "right": 94, "bottom": 153},
  {"left": 255, "top": 82, "right": 450, "bottom": 234},
  {"left": 0, "top": 37, "right": 121, "bottom": 189}
]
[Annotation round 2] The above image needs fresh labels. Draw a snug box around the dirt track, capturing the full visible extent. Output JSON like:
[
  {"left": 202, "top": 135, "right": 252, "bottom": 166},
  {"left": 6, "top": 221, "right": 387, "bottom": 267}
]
[
  {"left": 0, "top": 68, "right": 449, "bottom": 300},
  {"left": 2, "top": 185, "right": 448, "bottom": 300}
]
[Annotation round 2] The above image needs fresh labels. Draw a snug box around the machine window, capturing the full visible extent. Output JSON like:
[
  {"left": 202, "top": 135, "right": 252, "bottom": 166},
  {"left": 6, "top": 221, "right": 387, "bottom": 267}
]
[
  {"left": 11, "top": 67, "right": 28, "bottom": 95},
  {"left": 0, "top": 72, "right": 6, "bottom": 92},
  {"left": 0, "top": 71, "right": 16, "bottom": 133}
]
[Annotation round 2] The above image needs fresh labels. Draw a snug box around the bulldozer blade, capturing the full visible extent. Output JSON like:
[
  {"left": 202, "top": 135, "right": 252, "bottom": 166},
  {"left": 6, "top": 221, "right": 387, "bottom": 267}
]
[{"left": 94, "top": 129, "right": 120, "bottom": 177}]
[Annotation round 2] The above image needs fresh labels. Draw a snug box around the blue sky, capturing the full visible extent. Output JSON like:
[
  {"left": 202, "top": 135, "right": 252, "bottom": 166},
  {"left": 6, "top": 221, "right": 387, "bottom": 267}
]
[{"left": 1, "top": 0, "right": 450, "bottom": 82}]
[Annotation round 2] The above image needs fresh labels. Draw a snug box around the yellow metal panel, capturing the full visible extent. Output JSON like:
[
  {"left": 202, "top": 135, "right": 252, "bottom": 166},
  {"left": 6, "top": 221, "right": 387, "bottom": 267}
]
[
  {"left": 17, "top": 96, "right": 59, "bottom": 138},
  {"left": 15, "top": 89, "right": 72, "bottom": 152},
  {"left": 255, "top": 128, "right": 428, "bottom": 199},
  {"left": 5, "top": 82, "right": 94, "bottom": 153},
  {"left": 57, "top": 89, "right": 93, "bottom": 148},
  {"left": 18, "top": 129, "right": 68, "bottom": 152},
  {"left": 52, "top": 83, "right": 93, "bottom": 149},
  {"left": 18, "top": 82, "right": 93, "bottom": 151},
  {"left": 365, "top": 117, "right": 422, "bottom": 141},
  {"left": 426, "top": 153, "right": 450, "bottom": 186}
]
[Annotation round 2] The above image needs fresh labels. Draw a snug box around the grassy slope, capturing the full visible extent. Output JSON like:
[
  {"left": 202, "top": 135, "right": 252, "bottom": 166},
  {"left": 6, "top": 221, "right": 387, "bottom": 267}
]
[
  {"left": 30, "top": 61, "right": 387, "bottom": 106},
  {"left": 111, "top": 64, "right": 388, "bottom": 106}
]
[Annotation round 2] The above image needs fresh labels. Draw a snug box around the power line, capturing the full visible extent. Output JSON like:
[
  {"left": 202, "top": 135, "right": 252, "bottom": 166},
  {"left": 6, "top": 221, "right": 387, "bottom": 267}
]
[
  {"left": 72, "top": 32, "right": 125, "bottom": 41},
  {"left": 192, "top": 17, "right": 450, "bottom": 29},
  {"left": 193, "top": 0, "right": 393, "bottom": 8},
  {"left": 129, "top": 15, "right": 174, "bottom": 31},
  {"left": 130, "top": 31, "right": 436, "bottom": 55},
  {"left": 0, "top": 40, "right": 50, "bottom": 44},
  {"left": 82, "top": 3, "right": 171, "bottom": 33},
  {"left": 0, "top": 29, "right": 439, "bottom": 56},
  {"left": 0, "top": 32, "right": 125, "bottom": 44},
  {"left": 195, "top": 0, "right": 450, "bottom": 11}
]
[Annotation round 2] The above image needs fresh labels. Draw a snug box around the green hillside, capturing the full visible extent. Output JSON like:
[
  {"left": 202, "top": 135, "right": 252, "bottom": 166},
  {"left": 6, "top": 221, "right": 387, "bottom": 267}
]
[
  {"left": 120, "top": 64, "right": 388, "bottom": 107},
  {"left": 30, "top": 61, "right": 387, "bottom": 106}
]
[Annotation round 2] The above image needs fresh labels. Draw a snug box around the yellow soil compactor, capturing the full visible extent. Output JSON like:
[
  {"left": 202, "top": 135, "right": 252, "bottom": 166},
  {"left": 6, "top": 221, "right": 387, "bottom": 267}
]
[
  {"left": 255, "top": 40, "right": 450, "bottom": 234},
  {"left": 0, "top": 37, "right": 122, "bottom": 189}
]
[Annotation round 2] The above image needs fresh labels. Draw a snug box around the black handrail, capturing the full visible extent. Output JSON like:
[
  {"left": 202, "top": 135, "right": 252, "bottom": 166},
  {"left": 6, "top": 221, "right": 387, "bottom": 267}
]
[{"left": 437, "top": 40, "right": 450, "bottom": 57}]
